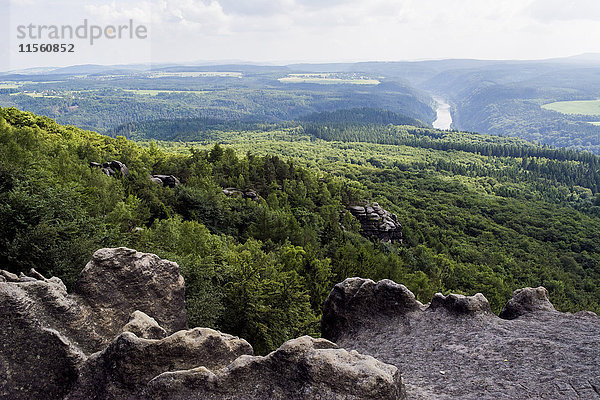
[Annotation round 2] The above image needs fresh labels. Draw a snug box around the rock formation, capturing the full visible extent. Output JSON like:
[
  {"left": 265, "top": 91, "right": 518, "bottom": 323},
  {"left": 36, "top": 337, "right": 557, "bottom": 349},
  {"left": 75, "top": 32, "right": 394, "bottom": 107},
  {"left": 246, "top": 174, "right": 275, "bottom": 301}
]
[
  {"left": 346, "top": 202, "right": 402, "bottom": 242},
  {"left": 144, "top": 336, "right": 404, "bottom": 400},
  {"left": 322, "top": 277, "right": 600, "bottom": 399},
  {"left": 1, "top": 249, "right": 405, "bottom": 400},
  {"left": 150, "top": 174, "right": 181, "bottom": 188},
  {"left": 66, "top": 329, "right": 253, "bottom": 400},
  {"left": 223, "top": 187, "right": 260, "bottom": 201},
  {"left": 499, "top": 286, "right": 556, "bottom": 320},
  {"left": 90, "top": 161, "right": 129, "bottom": 177}
]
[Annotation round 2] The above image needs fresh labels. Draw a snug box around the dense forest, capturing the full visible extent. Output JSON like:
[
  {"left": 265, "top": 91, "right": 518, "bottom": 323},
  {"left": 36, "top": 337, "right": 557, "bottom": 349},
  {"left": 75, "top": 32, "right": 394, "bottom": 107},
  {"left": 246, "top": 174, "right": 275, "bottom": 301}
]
[{"left": 1, "top": 107, "right": 599, "bottom": 354}]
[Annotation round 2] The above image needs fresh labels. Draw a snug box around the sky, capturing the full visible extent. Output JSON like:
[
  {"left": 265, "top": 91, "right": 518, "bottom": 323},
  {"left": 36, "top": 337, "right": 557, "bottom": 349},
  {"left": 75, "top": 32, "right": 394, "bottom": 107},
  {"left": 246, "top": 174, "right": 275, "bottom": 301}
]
[{"left": 2, "top": 0, "right": 600, "bottom": 71}]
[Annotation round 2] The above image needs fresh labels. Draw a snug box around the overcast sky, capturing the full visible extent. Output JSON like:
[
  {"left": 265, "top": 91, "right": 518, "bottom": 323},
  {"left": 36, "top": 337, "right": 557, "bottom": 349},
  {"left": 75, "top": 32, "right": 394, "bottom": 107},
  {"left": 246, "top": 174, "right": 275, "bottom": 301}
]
[{"left": 3, "top": 0, "right": 600, "bottom": 70}]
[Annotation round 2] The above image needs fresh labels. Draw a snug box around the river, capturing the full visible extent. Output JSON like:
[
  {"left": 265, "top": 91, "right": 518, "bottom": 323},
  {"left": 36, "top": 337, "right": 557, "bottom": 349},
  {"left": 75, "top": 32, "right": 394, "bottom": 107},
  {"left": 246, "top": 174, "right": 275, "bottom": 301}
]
[{"left": 432, "top": 96, "right": 452, "bottom": 130}]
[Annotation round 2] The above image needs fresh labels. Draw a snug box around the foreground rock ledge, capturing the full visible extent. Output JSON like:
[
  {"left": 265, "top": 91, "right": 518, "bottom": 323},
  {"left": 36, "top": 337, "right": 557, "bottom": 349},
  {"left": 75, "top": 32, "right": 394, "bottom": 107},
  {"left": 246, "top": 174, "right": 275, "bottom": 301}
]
[
  {"left": 322, "top": 277, "right": 600, "bottom": 400},
  {"left": 1, "top": 249, "right": 406, "bottom": 400}
]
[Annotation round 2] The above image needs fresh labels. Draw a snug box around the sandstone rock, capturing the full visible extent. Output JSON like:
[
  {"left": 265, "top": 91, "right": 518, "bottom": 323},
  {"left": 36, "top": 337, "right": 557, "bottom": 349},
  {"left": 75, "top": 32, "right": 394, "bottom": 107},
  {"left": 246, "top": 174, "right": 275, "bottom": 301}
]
[
  {"left": 499, "top": 286, "right": 556, "bottom": 320},
  {"left": 222, "top": 187, "right": 261, "bottom": 201},
  {"left": 0, "top": 248, "right": 188, "bottom": 399},
  {"left": 67, "top": 329, "right": 252, "bottom": 400},
  {"left": 90, "top": 160, "right": 129, "bottom": 177},
  {"left": 324, "top": 278, "right": 600, "bottom": 400},
  {"left": 75, "top": 247, "right": 187, "bottom": 336},
  {"left": 429, "top": 292, "right": 492, "bottom": 315},
  {"left": 145, "top": 336, "right": 405, "bottom": 400},
  {"left": 0, "top": 282, "right": 86, "bottom": 400},
  {"left": 103, "top": 160, "right": 129, "bottom": 177},
  {"left": 151, "top": 174, "right": 181, "bottom": 188},
  {"left": 346, "top": 202, "right": 402, "bottom": 242},
  {"left": 123, "top": 310, "right": 167, "bottom": 340},
  {"left": 0, "top": 270, "right": 18, "bottom": 282},
  {"left": 322, "top": 278, "right": 422, "bottom": 342}
]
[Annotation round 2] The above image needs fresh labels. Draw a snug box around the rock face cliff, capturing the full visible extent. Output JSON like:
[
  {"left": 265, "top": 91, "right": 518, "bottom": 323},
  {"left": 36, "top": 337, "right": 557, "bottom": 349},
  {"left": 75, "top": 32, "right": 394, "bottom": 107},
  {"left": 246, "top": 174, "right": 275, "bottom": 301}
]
[
  {"left": 347, "top": 202, "right": 402, "bottom": 243},
  {"left": 0, "top": 248, "right": 405, "bottom": 400},
  {"left": 322, "top": 278, "right": 600, "bottom": 400}
]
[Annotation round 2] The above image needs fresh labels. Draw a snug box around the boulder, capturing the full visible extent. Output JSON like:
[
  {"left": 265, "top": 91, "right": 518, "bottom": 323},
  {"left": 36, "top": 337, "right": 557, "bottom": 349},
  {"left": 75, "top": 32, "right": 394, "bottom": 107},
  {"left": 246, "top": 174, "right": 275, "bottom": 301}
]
[
  {"left": 323, "top": 278, "right": 600, "bottom": 400},
  {"left": 499, "top": 287, "right": 556, "bottom": 320},
  {"left": 145, "top": 336, "right": 405, "bottom": 400},
  {"left": 75, "top": 247, "right": 187, "bottom": 337},
  {"left": 0, "top": 248, "right": 188, "bottom": 399},
  {"left": 151, "top": 174, "right": 181, "bottom": 188},
  {"left": 429, "top": 292, "right": 492, "bottom": 315},
  {"left": 222, "top": 187, "right": 261, "bottom": 201},
  {"left": 90, "top": 160, "right": 129, "bottom": 177},
  {"left": 103, "top": 160, "right": 129, "bottom": 177},
  {"left": 322, "top": 278, "right": 422, "bottom": 342},
  {"left": 67, "top": 329, "right": 252, "bottom": 400}
]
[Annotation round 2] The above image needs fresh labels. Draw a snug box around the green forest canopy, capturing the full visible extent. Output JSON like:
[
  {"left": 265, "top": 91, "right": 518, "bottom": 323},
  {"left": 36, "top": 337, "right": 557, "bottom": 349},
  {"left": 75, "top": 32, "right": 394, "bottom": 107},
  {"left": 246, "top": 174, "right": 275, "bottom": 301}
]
[{"left": 1, "top": 106, "right": 599, "bottom": 354}]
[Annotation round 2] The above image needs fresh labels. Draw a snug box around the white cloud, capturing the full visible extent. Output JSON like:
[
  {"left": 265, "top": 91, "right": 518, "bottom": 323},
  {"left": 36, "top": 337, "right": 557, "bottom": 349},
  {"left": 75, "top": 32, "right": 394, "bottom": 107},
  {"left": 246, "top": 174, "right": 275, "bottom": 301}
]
[
  {"left": 527, "top": 0, "right": 600, "bottom": 22},
  {"left": 5, "top": 0, "right": 600, "bottom": 69}
]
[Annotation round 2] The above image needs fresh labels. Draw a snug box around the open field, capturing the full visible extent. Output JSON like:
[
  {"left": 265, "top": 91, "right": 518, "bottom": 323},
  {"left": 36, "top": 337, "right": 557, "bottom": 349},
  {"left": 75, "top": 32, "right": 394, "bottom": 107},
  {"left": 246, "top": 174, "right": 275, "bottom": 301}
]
[
  {"left": 542, "top": 99, "right": 600, "bottom": 115},
  {"left": 9, "top": 92, "right": 61, "bottom": 98},
  {"left": 279, "top": 73, "right": 380, "bottom": 85},
  {"left": 123, "top": 89, "right": 207, "bottom": 96},
  {"left": 148, "top": 72, "right": 242, "bottom": 78}
]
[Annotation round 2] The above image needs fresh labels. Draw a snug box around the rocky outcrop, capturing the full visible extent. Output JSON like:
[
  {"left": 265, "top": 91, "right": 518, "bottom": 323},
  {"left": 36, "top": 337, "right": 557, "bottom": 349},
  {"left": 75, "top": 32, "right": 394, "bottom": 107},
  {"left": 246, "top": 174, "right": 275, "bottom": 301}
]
[
  {"left": 429, "top": 292, "right": 492, "bottom": 315},
  {"left": 322, "top": 278, "right": 423, "bottom": 342},
  {"left": 67, "top": 329, "right": 253, "bottom": 400},
  {"left": 323, "top": 278, "right": 600, "bottom": 399},
  {"left": 122, "top": 310, "right": 167, "bottom": 340},
  {"left": 223, "top": 187, "right": 260, "bottom": 201},
  {"left": 145, "top": 336, "right": 404, "bottom": 400},
  {"left": 499, "top": 286, "right": 556, "bottom": 320},
  {"left": 75, "top": 247, "right": 187, "bottom": 338},
  {"left": 1, "top": 250, "right": 406, "bottom": 400},
  {"left": 347, "top": 202, "right": 402, "bottom": 242},
  {"left": 150, "top": 174, "right": 181, "bottom": 188},
  {"left": 0, "top": 248, "right": 187, "bottom": 400},
  {"left": 90, "top": 161, "right": 129, "bottom": 177}
]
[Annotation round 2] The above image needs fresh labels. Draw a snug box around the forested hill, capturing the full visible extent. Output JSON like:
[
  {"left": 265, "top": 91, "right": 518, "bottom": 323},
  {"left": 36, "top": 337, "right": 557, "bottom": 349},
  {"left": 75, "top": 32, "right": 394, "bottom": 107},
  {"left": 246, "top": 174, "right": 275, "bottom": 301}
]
[{"left": 1, "top": 106, "right": 599, "bottom": 355}]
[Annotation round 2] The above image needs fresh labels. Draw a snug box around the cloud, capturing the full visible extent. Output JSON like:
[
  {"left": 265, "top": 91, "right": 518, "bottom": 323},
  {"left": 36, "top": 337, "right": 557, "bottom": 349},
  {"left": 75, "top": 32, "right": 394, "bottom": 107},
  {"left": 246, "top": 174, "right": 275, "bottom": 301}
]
[{"left": 527, "top": 0, "right": 600, "bottom": 21}]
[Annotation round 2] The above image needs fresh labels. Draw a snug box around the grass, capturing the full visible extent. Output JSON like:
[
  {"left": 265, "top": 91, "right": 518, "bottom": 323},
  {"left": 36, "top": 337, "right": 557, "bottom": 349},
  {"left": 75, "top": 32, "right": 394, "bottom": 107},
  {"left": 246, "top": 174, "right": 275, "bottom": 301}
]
[
  {"left": 148, "top": 72, "right": 242, "bottom": 78},
  {"left": 0, "top": 83, "right": 20, "bottom": 89},
  {"left": 588, "top": 122, "right": 600, "bottom": 126},
  {"left": 279, "top": 73, "right": 380, "bottom": 85},
  {"left": 123, "top": 89, "right": 207, "bottom": 96},
  {"left": 542, "top": 99, "right": 600, "bottom": 116},
  {"left": 9, "top": 92, "right": 61, "bottom": 98}
]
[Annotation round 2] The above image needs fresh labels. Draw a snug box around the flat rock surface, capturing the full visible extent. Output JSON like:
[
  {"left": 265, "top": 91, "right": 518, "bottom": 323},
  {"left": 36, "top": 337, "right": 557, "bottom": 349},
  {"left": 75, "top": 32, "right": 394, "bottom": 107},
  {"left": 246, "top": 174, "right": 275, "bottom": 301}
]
[{"left": 323, "top": 278, "right": 600, "bottom": 400}]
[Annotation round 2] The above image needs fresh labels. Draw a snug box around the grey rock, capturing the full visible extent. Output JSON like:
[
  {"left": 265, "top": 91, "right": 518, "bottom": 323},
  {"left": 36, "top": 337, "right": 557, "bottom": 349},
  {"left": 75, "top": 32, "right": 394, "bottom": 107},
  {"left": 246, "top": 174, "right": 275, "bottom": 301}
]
[
  {"left": 429, "top": 292, "right": 492, "bottom": 315},
  {"left": 222, "top": 187, "right": 261, "bottom": 201},
  {"left": 145, "top": 336, "right": 405, "bottom": 400},
  {"left": 499, "top": 286, "right": 556, "bottom": 320},
  {"left": 0, "top": 270, "right": 18, "bottom": 282},
  {"left": 322, "top": 278, "right": 422, "bottom": 342},
  {"left": 346, "top": 202, "right": 402, "bottom": 242},
  {"left": 91, "top": 160, "right": 128, "bottom": 177},
  {"left": 67, "top": 328, "right": 252, "bottom": 400},
  {"left": 103, "top": 160, "right": 129, "bottom": 177},
  {"left": 324, "top": 278, "right": 600, "bottom": 400},
  {"left": 123, "top": 310, "right": 167, "bottom": 340},
  {"left": 151, "top": 174, "right": 181, "bottom": 188},
  {"left": 0, "top": 282, "right": 86, "bottom": 400},
  {"left": 0, "top": 248, "right": 188, "bottom": 400},
  {"left": 75, "top": 247, "right": 187, "bottom": 337},
  {"left": 150, "top": 176, "right": 163, "bottom": 185}
]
